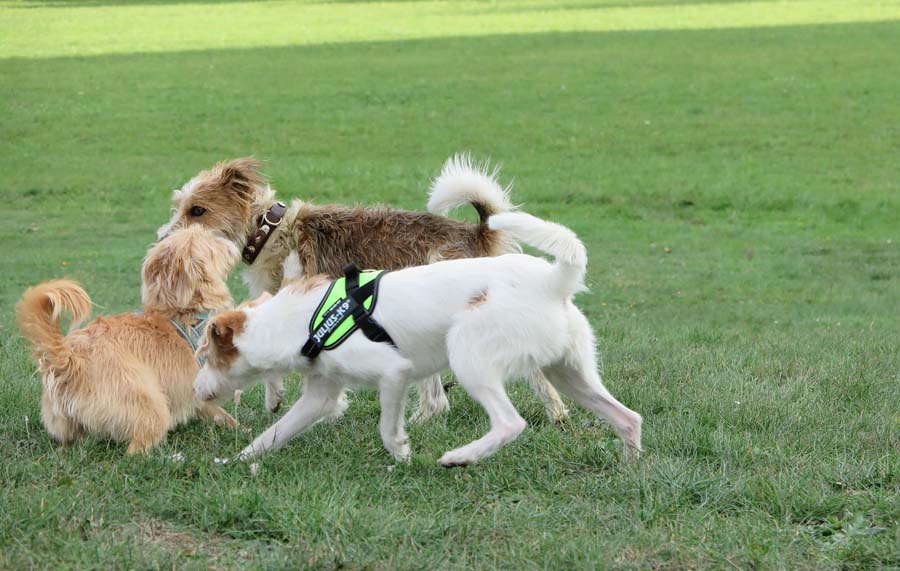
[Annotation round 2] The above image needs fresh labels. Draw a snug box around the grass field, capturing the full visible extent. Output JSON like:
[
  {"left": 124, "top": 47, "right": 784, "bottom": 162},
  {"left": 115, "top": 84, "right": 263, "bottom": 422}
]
[{"left": 2, "top": 0, "right": 899, "bottom": 569}]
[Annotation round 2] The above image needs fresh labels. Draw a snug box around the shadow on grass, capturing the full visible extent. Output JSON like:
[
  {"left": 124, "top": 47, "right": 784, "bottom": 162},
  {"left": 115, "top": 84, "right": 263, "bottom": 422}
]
[{"left": 2, "top": 20, "right": 899, "bottom": 220}]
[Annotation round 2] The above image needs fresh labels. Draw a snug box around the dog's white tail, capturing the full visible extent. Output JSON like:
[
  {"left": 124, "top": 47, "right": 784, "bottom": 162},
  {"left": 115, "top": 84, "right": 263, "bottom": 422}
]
[
  {"left": 428, "top": 154, "right": 514, "bottom": 224},
  {"left": 488, "top": 212, "right": 587, "bottom": 297}
]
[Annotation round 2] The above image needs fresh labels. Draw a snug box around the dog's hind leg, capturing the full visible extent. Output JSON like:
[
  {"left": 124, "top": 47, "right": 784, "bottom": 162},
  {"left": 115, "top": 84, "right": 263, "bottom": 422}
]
[
  {"left": 527, "top": 370, "right": 569, "bottom": 424},
  {"left": 437, "top": 366, "right": 526, "bottom": 467},
  {"left": 124, "top": 393, "right": 172, "bottom": 455},
  {"left": 541, "top": 313, "right": 642, "bottom": 460},
  {"left": 409, "top": 374, "right": 450, "bottom": 425},
  {"left": 542, "top": 362, "right": 642, "bottom": 460},
  {"left": 41, "top": 392, "right": 85, "bottom": 445},
  {"left": 239, "top": 377, "right": 342, "bottom": 461},
  {"left": 438, "top": 326, "right": 527, "bottom": 467}
]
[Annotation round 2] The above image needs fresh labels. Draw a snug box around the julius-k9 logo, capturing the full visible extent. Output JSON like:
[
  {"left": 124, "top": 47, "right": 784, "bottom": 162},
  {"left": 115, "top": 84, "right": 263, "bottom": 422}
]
[{"left": 312, "top": 299, "right": 353, "bottom": 344}]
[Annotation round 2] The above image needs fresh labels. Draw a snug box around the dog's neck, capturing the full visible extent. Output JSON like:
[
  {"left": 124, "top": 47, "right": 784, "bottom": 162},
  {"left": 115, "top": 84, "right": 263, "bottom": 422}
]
[
  {"left": 241, "top": 200, "right": 307, "bottom": 292},
  {"left": 144, "top": 287, "right": 234, "bottom": 324},
  {"left": 143, "top": 304, "right": 227, "bottom": 325},
  {"left": 241, "top": 287, "right": 324, "bottom": 372}
]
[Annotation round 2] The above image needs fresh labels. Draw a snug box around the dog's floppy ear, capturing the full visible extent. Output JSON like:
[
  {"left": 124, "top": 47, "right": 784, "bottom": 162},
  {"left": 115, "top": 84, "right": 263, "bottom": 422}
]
[
  {"left": 142, "top": 236, "right": 197, "bottom": 310},
  {"left": 190, "top": 232, "right": 240, "bottom": 310},
  {"left": 142, "top": 227, "right": 239, "bottom": 311},
  {"left": 197, "top": 309, "right": 247, "bottom": 367},
  {"left": 215, "top": 157, "right": 265, "bottom": 198},
  {"left": 208, "top": 310, "right": 247, "bottom": 352}
]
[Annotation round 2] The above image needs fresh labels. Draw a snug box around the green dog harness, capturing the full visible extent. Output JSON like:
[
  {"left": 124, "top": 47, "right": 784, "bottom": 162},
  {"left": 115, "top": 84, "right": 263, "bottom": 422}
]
[{"left": 301, "top": 264, "right": 395, "bottom": 360}]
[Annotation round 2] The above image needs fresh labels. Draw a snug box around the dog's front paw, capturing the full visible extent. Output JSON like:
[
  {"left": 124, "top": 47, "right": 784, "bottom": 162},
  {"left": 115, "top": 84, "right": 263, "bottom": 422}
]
[
  {"left": 391, "top": 443, "right": 411, "bottom": 463},
  {"left": 385, "top": 436, "right": 411, "bottom": 463}
]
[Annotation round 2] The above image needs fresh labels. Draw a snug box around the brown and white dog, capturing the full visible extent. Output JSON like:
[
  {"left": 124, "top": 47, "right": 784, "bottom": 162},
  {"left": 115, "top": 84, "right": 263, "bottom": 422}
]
[
  {"left": 193, "top": 213, "right": 642, "bottom": 466},
  {"left": 157, "top": 155, "right": 568, "bottom": 423},
  {"left": 16, "top": 226, "right": 240, "bottom": 454}
]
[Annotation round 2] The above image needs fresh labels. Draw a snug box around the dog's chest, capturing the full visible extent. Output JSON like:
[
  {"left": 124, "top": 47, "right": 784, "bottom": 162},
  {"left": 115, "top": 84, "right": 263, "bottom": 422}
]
[{"left": 243, "top": 262, "right": 281, "bottom": 297}]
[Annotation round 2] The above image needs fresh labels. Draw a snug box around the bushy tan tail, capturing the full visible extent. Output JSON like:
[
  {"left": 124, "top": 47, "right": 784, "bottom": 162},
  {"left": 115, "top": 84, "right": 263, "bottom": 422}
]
[{"left": 16, "top": 280, "right": 92, "bottom": 373}]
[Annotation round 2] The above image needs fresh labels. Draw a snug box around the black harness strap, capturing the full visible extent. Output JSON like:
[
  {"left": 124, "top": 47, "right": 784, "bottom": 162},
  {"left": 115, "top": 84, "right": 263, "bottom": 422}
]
[{"left": 344, "top": 264, "right": 396, "bottom": 347}]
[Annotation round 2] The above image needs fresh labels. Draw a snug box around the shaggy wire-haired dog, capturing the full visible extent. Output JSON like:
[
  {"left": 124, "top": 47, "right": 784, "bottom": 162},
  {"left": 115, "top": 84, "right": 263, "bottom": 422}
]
[
  {"left": 193, "top": 213, "right": 643, "bottom": 466},
  {"left": 17, "top": 226, "right": 239, "bottom": 454},
  {"left": 157, "top": 155, "right": 568, "bottom": 424}
]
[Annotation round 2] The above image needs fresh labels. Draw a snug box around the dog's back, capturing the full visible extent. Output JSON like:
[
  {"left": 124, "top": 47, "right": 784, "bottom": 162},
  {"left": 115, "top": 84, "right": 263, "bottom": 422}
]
[{"left": 293, "top": 204, "right": 512, "bottom": 277}]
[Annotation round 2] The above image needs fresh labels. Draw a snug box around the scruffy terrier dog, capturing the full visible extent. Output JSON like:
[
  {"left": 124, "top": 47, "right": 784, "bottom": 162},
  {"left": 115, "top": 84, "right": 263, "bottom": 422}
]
[
  {"left": 194, "top": 213, "right": 643, "bottom": 466},
  {"left": 17, "top": 226, "right": 240, "bottom": 454},
  {"left": 157, "top": 155, "right": 568, "bottom": 424}
]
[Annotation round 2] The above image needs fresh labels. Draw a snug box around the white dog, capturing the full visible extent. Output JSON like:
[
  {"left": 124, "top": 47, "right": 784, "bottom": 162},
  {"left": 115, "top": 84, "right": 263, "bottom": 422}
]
[{"left": 194, "top": 212, "right": 642, "bottom": 466}]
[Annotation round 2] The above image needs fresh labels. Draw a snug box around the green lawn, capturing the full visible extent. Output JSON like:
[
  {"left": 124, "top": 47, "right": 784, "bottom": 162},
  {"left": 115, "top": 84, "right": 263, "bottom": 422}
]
[{"left": 2, "top": 0, "right": 899, "bottom": 569}]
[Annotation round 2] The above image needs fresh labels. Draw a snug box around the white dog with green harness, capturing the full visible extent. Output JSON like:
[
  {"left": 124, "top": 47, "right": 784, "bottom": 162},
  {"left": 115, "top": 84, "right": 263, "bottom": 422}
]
[{"left": 193, "top": 212, "right": 643, "bottom": 466}]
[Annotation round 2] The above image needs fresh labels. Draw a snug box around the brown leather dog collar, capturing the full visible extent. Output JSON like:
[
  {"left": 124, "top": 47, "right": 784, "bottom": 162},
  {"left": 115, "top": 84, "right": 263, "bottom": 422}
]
[{"left": 242, "top": 201, "right": 287, "bottom": 264}]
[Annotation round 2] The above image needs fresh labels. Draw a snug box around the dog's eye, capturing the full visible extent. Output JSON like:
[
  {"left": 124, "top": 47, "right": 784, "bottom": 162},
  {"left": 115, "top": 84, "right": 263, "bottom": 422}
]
[{"left": 189, "top": 206, "right": 206, "bottom": 217}]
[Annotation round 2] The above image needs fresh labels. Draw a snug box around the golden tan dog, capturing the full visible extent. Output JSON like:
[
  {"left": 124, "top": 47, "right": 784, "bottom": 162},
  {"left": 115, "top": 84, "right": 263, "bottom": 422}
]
[{"left": 16, "top": 226, "right": 239, "bottom": 454}]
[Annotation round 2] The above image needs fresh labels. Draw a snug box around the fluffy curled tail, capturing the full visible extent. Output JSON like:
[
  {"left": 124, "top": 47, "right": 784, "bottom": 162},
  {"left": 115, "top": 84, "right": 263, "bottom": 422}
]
[
  {"left": 487, "top": 212, "right": 588, "bottom": 297},
  {"left": 17, "top": 280, "right": 92, "bottom": 373},
  {"left": 428, "top": 154, "right": 514, "bottom": 224}
]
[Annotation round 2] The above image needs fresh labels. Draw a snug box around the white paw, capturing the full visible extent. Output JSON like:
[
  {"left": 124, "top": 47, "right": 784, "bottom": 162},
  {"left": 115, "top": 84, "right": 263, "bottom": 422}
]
[
  {"left": 237, "top": 447, "right": 255, "bottom": 462},
  {"left": 394, "top": 445, "right": 411, "bottom": 463},
  {"left": 437, "top": 449, "right": 475, "bottom": 468},
  {"left": 387, "top": 439, "right": 411, "bottom": 463},
  {"left": 624, "top": 443, "right": 643, "bottom": 462}
]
